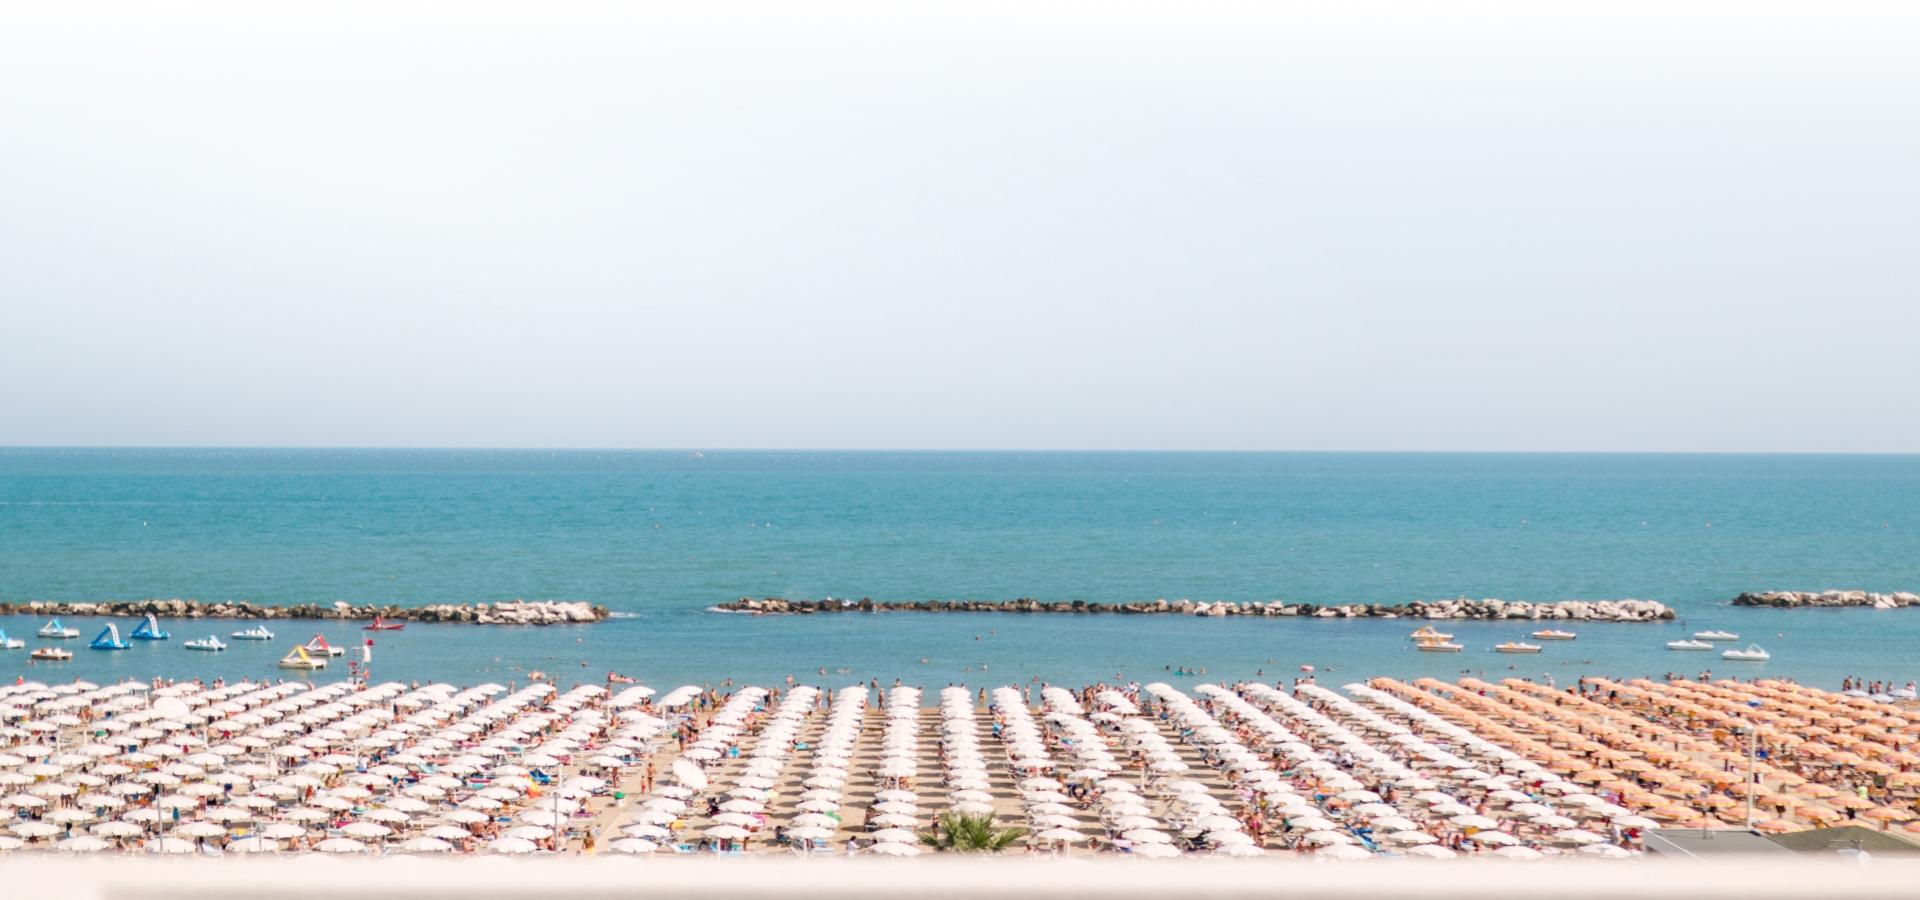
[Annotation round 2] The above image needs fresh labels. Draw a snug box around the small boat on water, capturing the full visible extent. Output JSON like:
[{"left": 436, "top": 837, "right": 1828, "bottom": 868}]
[
  {"left": 1530, "top": 629, "right": 1577, "bottom": 641},
  {"left": 278, "top": 646, "right": 327, "bottom": 670},
  {"left": 38, "top": 619, "right": 79, "bottom": 639},
  {"left": 1723, "top": 644, "right": 1770, "bottom": 661},
  {"left": 1416, "top": 640, "right": 1465, "bottom": 653},
  {"left": 185, "top": 636, "right": 227, "bottom": 652},
  {"left": 30, "top": 647, "right": 72, "bottom": 661},
  {"left": 1410, "top": 626, "right": 1454, "bottom": 642},
  {"left": 130, "top": 614, "right": 170, "bottom": 641},
  {"left": 1666, "top": 639, "right": 1713, "bottom": 651},
  {"left": 231, "top": 625, "right": 275, "bottom": 641},
  {"left": 303, "top": 635, "right": 346, "bottom": 657},
  {"left": 1693, "top": 630, "right": 1739, "bottom": 641},
  {"left": 1495, "top": 642, "right": 1542, "bottom": 654},
  {"left": 0, "top": 629, "right": 22, "bottom": 650},
  {"left": 90, "top": 624, "right": 130, "bottom": 650},
  {"left": 363, "top": 615, "right": 406, "bottom": 631}
]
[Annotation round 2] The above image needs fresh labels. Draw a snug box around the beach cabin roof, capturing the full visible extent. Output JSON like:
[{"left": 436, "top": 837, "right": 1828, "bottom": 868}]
[
  {"left": 1643, "top": 829, "right": 1792, "bottom": 857},
  {"left": 1766, "top": 826, "right": 1920, "bottom": 857}
]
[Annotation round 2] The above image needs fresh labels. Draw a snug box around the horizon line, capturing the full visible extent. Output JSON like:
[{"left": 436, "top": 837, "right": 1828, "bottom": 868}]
[{"left": 3, "top": 445, "right": 1918, "bottom": 456}]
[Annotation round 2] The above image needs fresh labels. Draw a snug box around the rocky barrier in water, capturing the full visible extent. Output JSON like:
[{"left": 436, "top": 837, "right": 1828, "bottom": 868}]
[
  {"left": 1732, "top": 590, "right": 1920, "bottom": 609},
  {"left": 715, "top": 596, "right": 1674, "bottom": 621},
  {"left": 0, "top": 598, "right": 608, "bottom": 625}
]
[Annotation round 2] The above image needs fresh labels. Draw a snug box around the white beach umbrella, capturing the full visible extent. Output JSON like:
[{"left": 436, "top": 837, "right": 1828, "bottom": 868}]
[
  {"left": 1130, "top": 842, "right": 1181, "bottom": 858},
  {"left": 1492, "top": 845, "right": 1545, "bottom": 860},
  {"left": 55, "top": 835, "right": 112, "bottom": 853},
  {"left": 1315, "top": 844, "right": 1374, "bottom": 861},
  {"left": 607, "top": 838, "right": 658, "bottom": 854},
  {"left": 227, "top": 836, "right": 282, "bottom": 854},
  {"left": 142, "top": 837, "right": 198, "bottom": 854},
  {"left": 1580, "top": 843, "right": 1634, "bottom": 859},
  {"left": 487, "top": 836, "right": 541, "bottom": 855},
  {"left": 865, "top": 841, "right": 920, "bottom": 857},
  {"left": 12, "top": 821, "right": 63, "bottom": 839},
  {"left": 171, "top": 821, "right": 226, "bottom": 839},
  {"left": 315, "top": 837, "right": 369, "bottom": 854}
]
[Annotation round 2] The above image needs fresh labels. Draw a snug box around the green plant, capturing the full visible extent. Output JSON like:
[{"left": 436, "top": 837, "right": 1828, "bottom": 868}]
[{"left": 919, "top": 811, "right": 1025, "bottom": 853}]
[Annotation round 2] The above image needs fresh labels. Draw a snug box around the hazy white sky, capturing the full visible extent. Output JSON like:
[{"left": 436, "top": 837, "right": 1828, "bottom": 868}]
[{"left": 2, "top": 1, "right": 1916, "bottom": 451}]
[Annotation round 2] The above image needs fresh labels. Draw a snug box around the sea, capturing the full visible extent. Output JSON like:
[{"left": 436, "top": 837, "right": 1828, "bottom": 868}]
[{"left": 2, "top": 449, "right": 1918, "bottom": 692}]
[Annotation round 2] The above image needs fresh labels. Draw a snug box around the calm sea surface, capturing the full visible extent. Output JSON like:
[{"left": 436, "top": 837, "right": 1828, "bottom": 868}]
[{"left": 1, "top": 449, "right": 1917, "bottom": 689}]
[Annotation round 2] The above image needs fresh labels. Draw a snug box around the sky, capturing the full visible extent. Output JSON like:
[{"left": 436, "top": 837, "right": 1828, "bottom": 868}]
[{"left": 1, "top": 1, "right": 1916, "bottom": 452}]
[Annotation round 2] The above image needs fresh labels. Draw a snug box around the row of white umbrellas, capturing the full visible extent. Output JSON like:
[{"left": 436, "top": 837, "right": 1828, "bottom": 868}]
[{"left": 1, "top": 676, "right": 690, "bottom": 856}]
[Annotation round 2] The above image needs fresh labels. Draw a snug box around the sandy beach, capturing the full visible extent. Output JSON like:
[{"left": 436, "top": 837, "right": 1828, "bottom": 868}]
[{"left": 1, "top": 669, "right": 1916, "bottom": 862}]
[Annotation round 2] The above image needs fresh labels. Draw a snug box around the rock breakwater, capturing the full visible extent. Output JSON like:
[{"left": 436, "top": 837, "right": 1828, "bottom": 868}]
[
  {"left": 0, "top": 598, "right": 607, "bottom": 625},
  {"left": 715, "top": 596, "right": 1674, "bottom": 621},
  {"left": 1732, "top": 590, "right": 1920, "bottom": 610}
]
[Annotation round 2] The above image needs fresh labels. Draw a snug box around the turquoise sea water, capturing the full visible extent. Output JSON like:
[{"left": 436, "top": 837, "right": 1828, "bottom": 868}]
[{"left": 1, "top": 449, "right": 1918, "bottom": 689}]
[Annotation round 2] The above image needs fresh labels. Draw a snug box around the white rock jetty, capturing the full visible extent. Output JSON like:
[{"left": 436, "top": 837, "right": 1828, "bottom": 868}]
[
  {"left": 1732, "top": 590, "right": 1920, "bottom": 610},
  {"left": 0, "top": 598, "right": 608, "bottom": 625},
  {"left": 715, "top": 596, "right": 1674, "bottom": 621}
]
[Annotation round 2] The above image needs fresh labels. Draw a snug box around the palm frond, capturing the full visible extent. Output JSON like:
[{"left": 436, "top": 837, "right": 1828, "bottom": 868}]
[{"left": 919, "top": 811, "right": 1025, "bottom": 853}]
